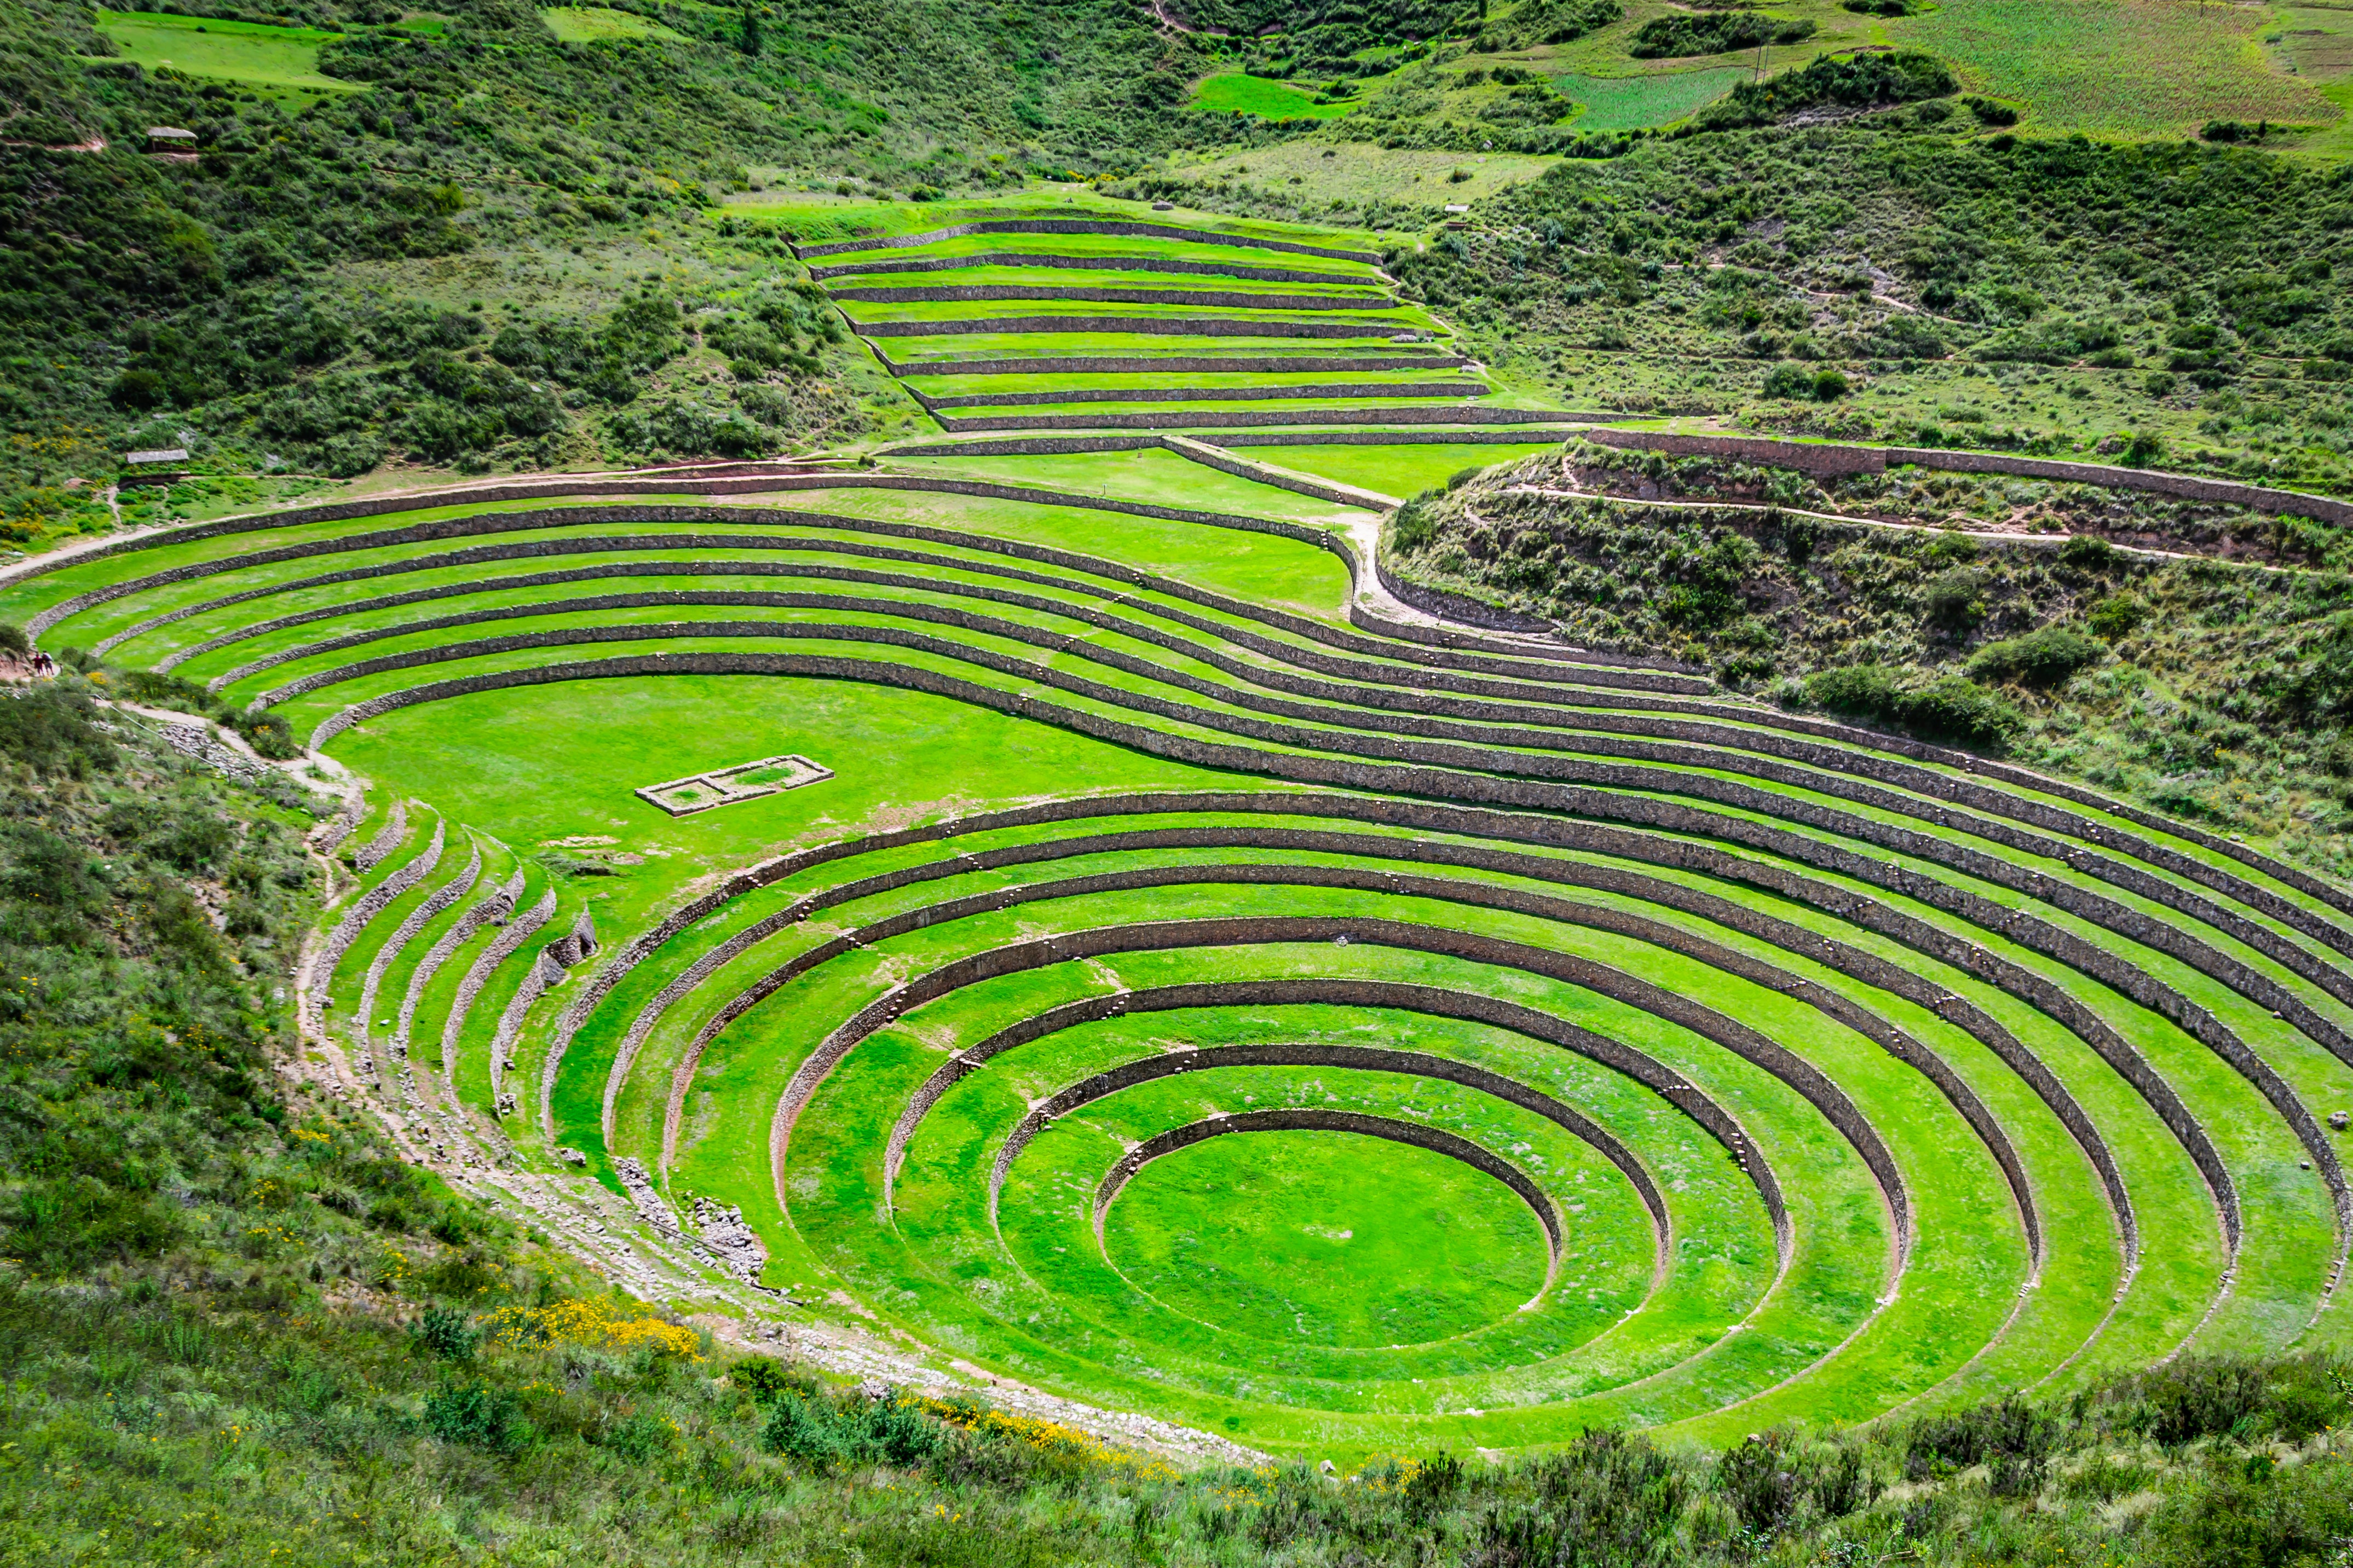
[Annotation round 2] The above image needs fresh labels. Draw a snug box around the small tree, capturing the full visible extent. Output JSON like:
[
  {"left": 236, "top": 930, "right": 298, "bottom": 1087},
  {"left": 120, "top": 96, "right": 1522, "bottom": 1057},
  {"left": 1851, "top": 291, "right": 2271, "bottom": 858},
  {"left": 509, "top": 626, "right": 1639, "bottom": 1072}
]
[{"left": 738, "top": 7, "right": 760, "bottom": 54}]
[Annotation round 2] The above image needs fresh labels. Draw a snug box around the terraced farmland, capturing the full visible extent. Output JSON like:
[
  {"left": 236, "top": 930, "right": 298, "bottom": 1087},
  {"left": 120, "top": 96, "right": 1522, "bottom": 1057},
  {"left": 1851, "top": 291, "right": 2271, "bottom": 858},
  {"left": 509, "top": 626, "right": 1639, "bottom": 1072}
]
[
  {"left": 774, "top": 201, "right": 1593, "bottom": 443},
  {"left": 17, "top": 204, "right": 2352, "bottom": 1464}
]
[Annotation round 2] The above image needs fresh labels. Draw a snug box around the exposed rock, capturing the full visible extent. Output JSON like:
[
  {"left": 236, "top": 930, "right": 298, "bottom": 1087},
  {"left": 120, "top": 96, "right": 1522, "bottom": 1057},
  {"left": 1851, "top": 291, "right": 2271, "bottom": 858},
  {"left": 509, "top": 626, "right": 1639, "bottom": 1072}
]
[
  {"left": 613, "top": 1155, "right": 684, "bottom": 1238},
  {"left": 692, "top": 1194, "right": 771, "bottom": 1283}
]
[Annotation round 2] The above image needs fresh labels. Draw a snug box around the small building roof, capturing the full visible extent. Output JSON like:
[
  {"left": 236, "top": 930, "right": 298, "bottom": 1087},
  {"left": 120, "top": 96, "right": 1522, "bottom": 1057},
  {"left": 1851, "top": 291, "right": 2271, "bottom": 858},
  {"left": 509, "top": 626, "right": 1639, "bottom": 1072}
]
[
  {"left": 124, "top": 448, "right": 189, "bottom": 465},
  {"left": 147, "top": 126, "right": 197, "bottom": 140}
]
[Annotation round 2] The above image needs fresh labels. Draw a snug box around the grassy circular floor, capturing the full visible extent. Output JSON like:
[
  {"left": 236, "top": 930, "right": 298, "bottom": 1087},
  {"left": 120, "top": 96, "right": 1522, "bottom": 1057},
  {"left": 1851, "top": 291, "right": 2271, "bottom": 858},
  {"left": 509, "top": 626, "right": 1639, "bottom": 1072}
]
[{"left": 1102, "top": 1127, "right": 1554, "bottom": 1349}]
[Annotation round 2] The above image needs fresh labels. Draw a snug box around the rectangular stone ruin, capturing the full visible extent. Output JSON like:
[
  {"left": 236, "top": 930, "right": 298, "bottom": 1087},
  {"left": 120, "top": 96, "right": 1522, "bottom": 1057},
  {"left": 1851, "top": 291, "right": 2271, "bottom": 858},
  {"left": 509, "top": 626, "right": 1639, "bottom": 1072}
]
[{"left": 634, "top": 753, "right": 834, "bottom": 817}]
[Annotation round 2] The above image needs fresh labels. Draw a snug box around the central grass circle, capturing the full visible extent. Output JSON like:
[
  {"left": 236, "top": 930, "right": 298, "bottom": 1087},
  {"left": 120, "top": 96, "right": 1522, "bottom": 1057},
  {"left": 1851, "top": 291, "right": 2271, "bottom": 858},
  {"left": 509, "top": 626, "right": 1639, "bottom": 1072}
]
[{"left": 1100, "top": 1128, "right": 1552, "bottom": 1348}]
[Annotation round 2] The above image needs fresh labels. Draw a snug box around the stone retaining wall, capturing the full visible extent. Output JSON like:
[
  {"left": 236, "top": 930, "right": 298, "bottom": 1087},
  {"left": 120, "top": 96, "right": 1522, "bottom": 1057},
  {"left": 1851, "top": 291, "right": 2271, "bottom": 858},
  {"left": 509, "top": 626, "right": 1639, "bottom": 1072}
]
[
  {"left": 877, "top": 427, "right": 1582, "bottom": 459},
  {"left": 330, "top": 651, "right": 2313, "bottom": 1242},
  {"left": 443, "top": 887, "right": 554, "bottom": 1072},
  {"left": 309, "top": 794, "right": 362, "bottom": 856},
  {"left": 791, "top": 218, "right": 1381, "bottom": 265},
  {"left": 851, "top": 315, "right": 1399, "bottom": 339},
  {"left": 883, "top": 352, "right": 1469, "bottom": 377},
  {"left": 834, "top": 283, "right": 1396, "bottom": 311},
  {"left": 918, "top": 381, "right": 1487, "bottom": 409},
  {"left": 1375, "top": 554, "right": 1555, "bottom": 633},
  {"left": 861, "top": 856, "right": 2019, "bottom": 1253},
  {"left": 931, "top": 406, "right": 1593, "bottom": 433},
  {"left": 40, "top": 471, "right": 1677, "bottom": 686},
  {"left": 1578, "top": 428, "right": 2353, "bottom": 527},
  {"left": 399, "top": 865, "right": 521, "bottom": 1058},
  {"left": 1225, "top": 429, "right": 1578, "bottom": 449},
  {"left": 64, "top": 497, "right": 1686, "bottom": 694},
  {"left": 40, "top": 475, "right": 2346, "bottom": 918},
  {"left": 942, "top": 992, "right": 1720, "bottom": 1266},
  {"left": 312, "top": 814, "right": 442, "bottom": 1008},
  {"left": 762, "top": 912, "right": 1870, "bottom": 1254},
  {"left": 664, "top": 813, "right": 2117, "bottom": 1263},
  {"left": 592, "top": 790, "right": 2161, "bottom": 1254},
  {"left": 881, "top": 435, "right": 1170, "bottom": 460},
  {"left": 491, "top": 934, "right": 564, "bottom": 1111},
  {"left": 1091, "top": 1108, "right": 1565, "bottom": 1260},
  {"left": 351, "top": 799, "right": 408, "bottom": 872},
  {"left": 1157, "top": 436, "right": 1391, "bottom": 510},
  {"left": 545, "top": 785, "right": 2158, "bottom": 1253},
  {"left": 267, "top": 598, "right": 2345, "bottom": 1027},
  {"left": 128, "top": 522, "right": 1668, "bottom": 703},
  {"left": 812, "top": 252, "right": 1378, "bottom": 285},
  {"left": 360, "top": 842, "right": 481, "bottom": 1057}
]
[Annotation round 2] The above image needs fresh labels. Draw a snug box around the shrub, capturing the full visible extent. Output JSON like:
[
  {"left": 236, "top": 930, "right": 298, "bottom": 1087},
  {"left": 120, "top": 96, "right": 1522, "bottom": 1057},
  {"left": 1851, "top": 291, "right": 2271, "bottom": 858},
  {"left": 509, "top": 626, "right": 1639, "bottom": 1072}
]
[
  {"left": 1715, "top": 1433, "right": 1801, "bottom": 1534},
  {"left": 481, "top": 1295, "right": 701, "bottom": 1359},
  {"left": 1907, "top": 1395, "right": 2059, "bottom": 1476},
  {"left": 735, "top": 1356, "right": 816, "bottom": 1402},
  {"left": 1698, "top": 50, "right": 1957, "bottom": 129},
  {"left": 423, "top": 1381, "right": 533, "bottom": 1453},
  {"left": 1963, "top": 95, "right": 2017, "bottom": 125},
  {"left": 1807, "top": 663, "right": 1906, "bottom": 719},
  {"left": 1388, "top": 494, "right": 1440, "bottom": 552},
  {"left": 1804, "top": 665, "right": 2021, "bottom": 748},
  {"left": 597, "top": 1412, "right": 673, "bottom": 1461},
  {"left": 2139, "top": 1453, "right": 2353, "bottom": 1568},
  {"left": 108, "top": 369, "right": 166, "bottom": 410},
  {"left": 760, "top": 1388, "right": 948, "bottom": 1472},
  {"left": 2087, "top": 593, "right": 2148, "bottom": 641},
  {"left": 1967, "top": 626, "right": 2104, "bottom": 686},
  {"left": 412, "top": 1306, "right": 481, "bottom": 1362},
  {"left": 1630, "top": 10, "right": 1813, "bottom": 58},
  {"left": 1762, "top": 361, "right": 1815, "bottom": 399},
  {"left": 0, "top": 685, "right": 118, "bottom": 777},
  {"left": 1484, "top": 1429, "right": 1689, "bottom": 1563},
  {"left": 2143, "top": 371, "right": 2178, "bottom": 398},
  {"left": 0, "top": 622, "right": 26, "bottom": 654},
  {"left": 2058, "top": 534, "right": 2120, "bottom": 570},
  {"left": 1868, "top": 314, "right": 1945, "bottom": 359},
  {"left": 1404, "top": 1450, "right": 1466, "bottom": 1518},
  {"left": 1923, "top": 567, "right": 1988, "bottom": 630},
  {"left": 232, "top": 709, "right": 302, "bottom": 761},
  {"left": 2088, "top": 1355, "right": 2350, "bottom": 1447},
  {"left": 1812, "top": 367, "right": 1850, "bottom": 400},
  {"left": 7, "top": 1175, "right": 183, "bottom": 1275},
  {"left": 2119, "top": 430, "right": 2166, "bottom": 467},
  {"left": 1900, "top": 675, "right": 2022, "bottom": 745}
]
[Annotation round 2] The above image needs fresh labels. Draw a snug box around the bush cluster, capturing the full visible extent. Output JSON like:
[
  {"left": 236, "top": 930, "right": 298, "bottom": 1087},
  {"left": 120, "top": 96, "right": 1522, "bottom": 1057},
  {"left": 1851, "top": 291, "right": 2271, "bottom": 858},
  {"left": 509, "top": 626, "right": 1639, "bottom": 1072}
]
[
  {"left": 1801, "top": 663, "right": 2023, "bottom": 746},
  {"left": 1629, "top": 10, "right": 1815, "bottom": 59}
]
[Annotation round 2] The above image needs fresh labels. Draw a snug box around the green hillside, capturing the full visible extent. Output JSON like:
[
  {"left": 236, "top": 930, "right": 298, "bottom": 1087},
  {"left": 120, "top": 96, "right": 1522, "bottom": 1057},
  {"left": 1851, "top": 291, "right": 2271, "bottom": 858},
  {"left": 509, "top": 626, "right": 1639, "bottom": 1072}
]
[{"left": 5, "top": 0, "right": 2353, "bottom": 1562}]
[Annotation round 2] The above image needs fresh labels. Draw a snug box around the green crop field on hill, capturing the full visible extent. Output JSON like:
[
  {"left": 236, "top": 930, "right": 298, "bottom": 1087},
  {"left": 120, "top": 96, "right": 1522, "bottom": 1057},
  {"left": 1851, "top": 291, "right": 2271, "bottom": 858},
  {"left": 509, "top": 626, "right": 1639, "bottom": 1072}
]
[{"left": 93, "top": 8, "right": 364, "bottom": 97}]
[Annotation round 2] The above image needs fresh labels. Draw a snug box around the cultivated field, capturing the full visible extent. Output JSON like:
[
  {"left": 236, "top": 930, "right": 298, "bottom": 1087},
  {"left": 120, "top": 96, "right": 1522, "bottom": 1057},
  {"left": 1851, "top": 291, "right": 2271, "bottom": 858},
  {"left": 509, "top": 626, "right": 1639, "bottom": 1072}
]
[
  {"left": 1189, "top": 71, "right": 1362, "bottom": 118},
  {"left": 539, "top": 6, "right": 692, "bottom": 43},
  {"left": 20, "top": 204, "right": 2349, "bottom": 1464},
  {"left": 1896, "top": 0, "right": 2339, "bottom": 139},
  {"left": 1227, "top": 0, "right": 2351, "bottom": 142},
  {"left": 1553, "top": 66, "right": 1750, "bottom": 130},
  {"left": 94, "top": 9, "right": 364, "bottom": 99}
]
